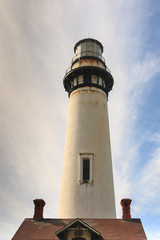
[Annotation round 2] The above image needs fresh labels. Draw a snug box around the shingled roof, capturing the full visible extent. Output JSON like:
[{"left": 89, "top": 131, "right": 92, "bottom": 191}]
[{"left": 12, "top": 218, "right": 147, "bottom": 240}]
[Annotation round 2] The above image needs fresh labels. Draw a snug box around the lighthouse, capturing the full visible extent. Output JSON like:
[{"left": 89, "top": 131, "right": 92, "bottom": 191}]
[
  {"left": 12, "top": 38, "right": 147, "bottom": 240},
  {"left": 59, "top": 38, "right": 116, "bottom": 218}
]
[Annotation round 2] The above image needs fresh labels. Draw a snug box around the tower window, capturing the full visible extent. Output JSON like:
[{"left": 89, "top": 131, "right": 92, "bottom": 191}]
[
  {"left": 92, "top": 74, "right": 97, "bottom": 84},
  {"left": 71, "top": 80, "right": 74, "bottom": 88},
  {"left": 79, "top": 153, "right": 94, "bottom": 184},
  {"left": 73, "top": 77, "right": 77, "bottom": 86},
  {"left": 98, "top": 77, "right": 102, "bottom": 86},
  {"left": 83, "top": 159, "right": 90, "bottom": 180},
  {"left": 78, "top": 75, "right": 83, "bottom": 84}
]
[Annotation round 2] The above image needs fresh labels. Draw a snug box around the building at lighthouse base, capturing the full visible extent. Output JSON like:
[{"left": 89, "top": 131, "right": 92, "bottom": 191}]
[{"left": 12, "top": 199, "right": 147, "bottom": 240}]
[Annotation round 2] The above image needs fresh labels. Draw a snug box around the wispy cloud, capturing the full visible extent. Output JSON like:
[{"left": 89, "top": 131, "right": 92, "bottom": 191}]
[{"left": 0, "top": 1, "right": 160, "bottom": 240}]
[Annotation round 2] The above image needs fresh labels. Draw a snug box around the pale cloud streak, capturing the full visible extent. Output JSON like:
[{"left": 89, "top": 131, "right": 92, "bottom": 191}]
[{"left": 0, "top": 0, "right": 160, "bottom": 240}]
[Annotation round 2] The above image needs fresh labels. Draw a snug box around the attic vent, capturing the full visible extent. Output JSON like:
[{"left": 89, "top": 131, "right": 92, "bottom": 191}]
[{"left": 73, "top": 238, "right": 85, "bottom": 240}]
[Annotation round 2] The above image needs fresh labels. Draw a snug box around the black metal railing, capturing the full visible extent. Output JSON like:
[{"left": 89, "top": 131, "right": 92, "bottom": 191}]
[{"left": 65, "top": 64, "right": 111, "bottom": 75}]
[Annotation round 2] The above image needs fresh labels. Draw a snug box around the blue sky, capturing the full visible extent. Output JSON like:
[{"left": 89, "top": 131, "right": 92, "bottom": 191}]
[{"left": 0, "top": 0, "right": 160, "bottom": 239}]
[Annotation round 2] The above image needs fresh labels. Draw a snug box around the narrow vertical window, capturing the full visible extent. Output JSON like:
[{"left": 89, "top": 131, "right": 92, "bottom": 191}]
[
  {"left": 83, "top": 159, "right": 90, "bottom": 181},
  {"left": 79, "top": 153, "right": 94, "bottom": 184}
]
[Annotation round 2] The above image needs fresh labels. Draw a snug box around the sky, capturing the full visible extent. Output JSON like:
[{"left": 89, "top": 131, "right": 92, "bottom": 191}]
[{"left": 0, "top": 0, "right": 160, "bottom": 239}]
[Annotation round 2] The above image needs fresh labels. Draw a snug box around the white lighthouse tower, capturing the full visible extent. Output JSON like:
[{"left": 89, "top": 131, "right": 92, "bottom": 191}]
[{"left": 59, "top": 38, "right": 116, "bottom": 218}]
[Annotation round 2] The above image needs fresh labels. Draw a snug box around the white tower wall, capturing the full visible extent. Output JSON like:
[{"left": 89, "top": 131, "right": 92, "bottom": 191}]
[{"left": 59, "top": 86, "right": 116, "bottom": 218}]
